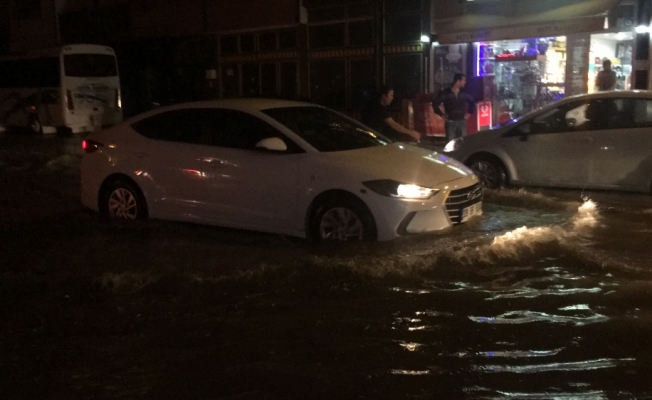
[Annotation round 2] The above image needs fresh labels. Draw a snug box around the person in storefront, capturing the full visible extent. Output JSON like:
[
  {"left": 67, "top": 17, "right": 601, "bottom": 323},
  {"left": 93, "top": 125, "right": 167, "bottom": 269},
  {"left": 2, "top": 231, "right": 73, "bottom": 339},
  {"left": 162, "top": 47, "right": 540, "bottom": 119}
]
[
  {"left": 361, "top": 85, "right": 421, "bottom": 142},
  {"left": 432, "top": 73, "right": 476, "bottom": 141},
  {"left": 595, "top": 59, "right": 617, "bottom": 91}
]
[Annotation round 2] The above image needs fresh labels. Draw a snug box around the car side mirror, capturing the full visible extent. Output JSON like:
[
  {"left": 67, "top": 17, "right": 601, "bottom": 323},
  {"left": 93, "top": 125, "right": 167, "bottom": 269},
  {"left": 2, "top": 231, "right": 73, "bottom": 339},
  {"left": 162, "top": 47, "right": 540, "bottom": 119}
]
[{"left": 256, "top": 137, "right": 287, "bottom": 152}]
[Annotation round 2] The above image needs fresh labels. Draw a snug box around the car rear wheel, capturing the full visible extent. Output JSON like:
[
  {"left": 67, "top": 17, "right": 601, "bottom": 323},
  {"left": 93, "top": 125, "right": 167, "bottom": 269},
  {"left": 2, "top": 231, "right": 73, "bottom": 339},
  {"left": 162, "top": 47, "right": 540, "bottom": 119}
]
[
  {"left": 310, "top": 196, "right": 376, "bottom": 242},
  {"left": 101, "top": 179, "right": 148, "bottom": 220},
  {"left": 468, "top": 155, "right": 507, "bottom": 189}
]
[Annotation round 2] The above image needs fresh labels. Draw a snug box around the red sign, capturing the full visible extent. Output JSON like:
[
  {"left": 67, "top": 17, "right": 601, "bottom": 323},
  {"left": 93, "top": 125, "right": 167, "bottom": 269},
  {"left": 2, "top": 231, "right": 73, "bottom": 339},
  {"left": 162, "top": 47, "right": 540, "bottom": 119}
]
[{"left": 477, "top": 101, "right": 492, "bottom": 129}]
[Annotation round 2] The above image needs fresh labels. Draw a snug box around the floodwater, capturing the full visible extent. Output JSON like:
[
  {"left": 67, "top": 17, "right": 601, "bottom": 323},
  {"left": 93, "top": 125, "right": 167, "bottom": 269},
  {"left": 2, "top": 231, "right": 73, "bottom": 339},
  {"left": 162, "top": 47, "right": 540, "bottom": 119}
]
[{"left": 2, "top": 134, "right": 652, "bottom": 399}]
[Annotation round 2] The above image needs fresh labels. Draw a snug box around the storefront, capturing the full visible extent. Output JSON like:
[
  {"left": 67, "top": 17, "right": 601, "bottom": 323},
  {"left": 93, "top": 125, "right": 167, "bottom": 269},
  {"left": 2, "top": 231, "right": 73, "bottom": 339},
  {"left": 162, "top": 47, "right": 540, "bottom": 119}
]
[
  {"left": 473, "top": 31, "right": 634, "bottom": 123},
  {"left": 431, "top": 0, "right": 639, "bottom": 128}
]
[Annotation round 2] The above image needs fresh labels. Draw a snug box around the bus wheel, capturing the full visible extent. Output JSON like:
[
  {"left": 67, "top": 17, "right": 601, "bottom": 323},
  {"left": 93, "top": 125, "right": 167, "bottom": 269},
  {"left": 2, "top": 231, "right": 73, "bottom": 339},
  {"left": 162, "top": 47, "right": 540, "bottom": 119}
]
[{"left": 29, "top": 115, "right": 43, "bottom": 135}]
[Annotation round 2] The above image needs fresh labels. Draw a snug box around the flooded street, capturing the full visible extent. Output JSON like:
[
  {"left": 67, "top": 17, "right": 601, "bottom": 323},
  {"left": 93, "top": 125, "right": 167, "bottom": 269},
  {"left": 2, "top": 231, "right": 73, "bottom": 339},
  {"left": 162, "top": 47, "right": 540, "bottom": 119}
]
[{"left": 2, "top": 135, "right": 652, "bottom": 399}]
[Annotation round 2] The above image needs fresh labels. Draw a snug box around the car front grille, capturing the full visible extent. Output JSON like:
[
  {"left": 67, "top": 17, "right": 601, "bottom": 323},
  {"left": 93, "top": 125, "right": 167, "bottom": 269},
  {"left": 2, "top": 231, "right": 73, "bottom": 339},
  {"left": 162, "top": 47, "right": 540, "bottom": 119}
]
[{"left": 445, "top": 183, "right": 483, "bottom": 224}]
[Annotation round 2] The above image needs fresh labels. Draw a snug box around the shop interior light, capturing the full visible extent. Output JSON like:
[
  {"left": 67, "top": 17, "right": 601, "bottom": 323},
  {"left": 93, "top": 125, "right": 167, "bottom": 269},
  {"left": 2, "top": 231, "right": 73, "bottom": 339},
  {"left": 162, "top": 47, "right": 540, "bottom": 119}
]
[{"left": 635, "top": 25, "right": 651, "bottom": 34}]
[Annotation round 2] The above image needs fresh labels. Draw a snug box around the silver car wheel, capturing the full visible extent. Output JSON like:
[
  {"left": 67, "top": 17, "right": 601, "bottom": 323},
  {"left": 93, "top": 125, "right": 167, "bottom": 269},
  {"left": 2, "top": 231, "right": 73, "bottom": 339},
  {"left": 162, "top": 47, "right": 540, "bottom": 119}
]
[
  {"left": 319, "top": 207, "right": 364, "bottom": 241},
  {"left": 108, "top": 188, "right": 138, "bottom": 219},
  {"left": 471, "top": 160, "right": 504, "bottom": 189}
]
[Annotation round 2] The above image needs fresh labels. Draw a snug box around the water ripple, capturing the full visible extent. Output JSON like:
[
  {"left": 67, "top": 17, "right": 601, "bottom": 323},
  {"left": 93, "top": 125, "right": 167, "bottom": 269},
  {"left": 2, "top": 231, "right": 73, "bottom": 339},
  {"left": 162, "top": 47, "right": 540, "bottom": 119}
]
[
  {"left": 470, "top": 310, "right": 609, "bottom": 326},
  {"left": 474, "top": 357, "right": 635, "bottom": 374}
]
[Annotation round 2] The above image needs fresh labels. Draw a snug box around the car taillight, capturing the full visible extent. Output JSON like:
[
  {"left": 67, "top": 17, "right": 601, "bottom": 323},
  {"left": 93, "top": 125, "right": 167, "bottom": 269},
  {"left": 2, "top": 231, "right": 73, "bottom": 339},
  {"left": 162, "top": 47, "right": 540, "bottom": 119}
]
[
  {"left": 81, "top": 139, "right": 103, "bottom": 153},
  {"left": 67, "top": 90, "right": 74, "bottom": 111}
]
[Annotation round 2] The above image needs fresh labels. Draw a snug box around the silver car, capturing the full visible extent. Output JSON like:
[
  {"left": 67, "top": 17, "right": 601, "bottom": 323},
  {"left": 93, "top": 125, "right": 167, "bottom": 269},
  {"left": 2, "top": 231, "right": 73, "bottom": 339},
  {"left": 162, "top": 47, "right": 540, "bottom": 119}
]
[{"left": 444, "top": 91, "right": 652, "bottom": 193}]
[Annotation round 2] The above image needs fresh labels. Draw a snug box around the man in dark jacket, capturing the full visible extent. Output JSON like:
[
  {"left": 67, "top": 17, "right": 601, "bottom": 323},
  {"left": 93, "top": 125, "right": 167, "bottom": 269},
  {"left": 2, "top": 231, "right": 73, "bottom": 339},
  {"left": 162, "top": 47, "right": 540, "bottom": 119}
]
[
  {"left": 361, "top": 85, "right": 421, "bottom": 142},
  {"left": 433, "top": 73, "right": 476, "bottom": 141}
]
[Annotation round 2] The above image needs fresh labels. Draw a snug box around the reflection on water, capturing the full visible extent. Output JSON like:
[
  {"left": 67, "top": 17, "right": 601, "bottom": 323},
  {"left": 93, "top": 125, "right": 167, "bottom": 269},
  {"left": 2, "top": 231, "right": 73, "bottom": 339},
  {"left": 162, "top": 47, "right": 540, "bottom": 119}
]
[
  {"left": 371, "top": 193, "right": 651, "bottom": 397},
  {"left": 456, "top": 348, "right": 564, "bottom": 358},
  {"left": 480, "top": 390, "right": 608, "bottom": 399},
  {"left": 474, "top": 358, "right": 635, "bottom": 373},
  {"left": 469, "top": 309, "right": 609, "bottom": 326},
  {"left": 32, "top": 183, "right": 651, "bottom": 399}
]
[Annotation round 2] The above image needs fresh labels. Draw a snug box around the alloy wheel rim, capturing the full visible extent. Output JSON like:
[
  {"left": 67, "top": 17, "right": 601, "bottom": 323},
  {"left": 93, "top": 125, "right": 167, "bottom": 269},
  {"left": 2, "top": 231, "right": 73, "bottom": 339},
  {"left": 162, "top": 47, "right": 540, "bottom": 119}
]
[
  {"left": 472, "top": 161, "right": 500, "bottom": 188},
  {"left": 108, "top": 188, "right": 138, "bottom": 219},
  {"left": 319, "top": 207, "right": 364, "bottom": 241}
]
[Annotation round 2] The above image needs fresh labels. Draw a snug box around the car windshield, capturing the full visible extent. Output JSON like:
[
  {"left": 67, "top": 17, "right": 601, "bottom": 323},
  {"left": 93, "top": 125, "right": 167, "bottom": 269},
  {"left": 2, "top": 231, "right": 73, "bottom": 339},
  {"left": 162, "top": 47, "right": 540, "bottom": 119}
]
[{"left": 262, "top": 106, "right": 391, "bottom": 152}]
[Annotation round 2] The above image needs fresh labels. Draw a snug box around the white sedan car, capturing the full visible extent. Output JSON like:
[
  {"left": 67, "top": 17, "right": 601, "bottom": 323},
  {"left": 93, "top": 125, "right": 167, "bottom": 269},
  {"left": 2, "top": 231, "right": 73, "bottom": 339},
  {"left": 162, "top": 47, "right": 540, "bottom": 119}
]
[
  {"left": 445, "top": 91, "right": 652, "bottom": 193},
  {"left": 81, "top": 99, "right": 482, "bottom": 241}
]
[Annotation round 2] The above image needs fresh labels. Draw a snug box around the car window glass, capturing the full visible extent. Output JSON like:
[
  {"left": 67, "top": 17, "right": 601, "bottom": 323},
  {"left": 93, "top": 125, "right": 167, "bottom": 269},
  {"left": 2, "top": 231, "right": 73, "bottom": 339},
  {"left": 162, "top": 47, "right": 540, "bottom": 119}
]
[
  {"left": 531, "top": 107, "right": 566, "bottom": 134},
  {"left": 131, "top": 109, "right": 204, "bottom": 144},
  {"left": 208, "top": 109, "right": 300, "bottom": 152},
  {"left": 564, "top": 103, "right": 591, "bottom": 130},
  {"left": 608, "top": 98, "right": 635, "bottom": 129},
  {"left": 584, "top": 98, "right": 631, "bottom": 130},
  {"left": 262, "top": 106, "right": 388, "bottom": 152},
  {"left": 633, "top": 99, "right": 652, "bottom": 127}
]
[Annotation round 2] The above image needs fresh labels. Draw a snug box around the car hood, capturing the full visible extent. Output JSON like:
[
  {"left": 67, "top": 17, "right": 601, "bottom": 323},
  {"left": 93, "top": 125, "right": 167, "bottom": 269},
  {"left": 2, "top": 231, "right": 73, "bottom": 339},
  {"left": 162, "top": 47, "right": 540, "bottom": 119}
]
[{"left": 319, "top": 143, "right": 478, "bottom": 188}]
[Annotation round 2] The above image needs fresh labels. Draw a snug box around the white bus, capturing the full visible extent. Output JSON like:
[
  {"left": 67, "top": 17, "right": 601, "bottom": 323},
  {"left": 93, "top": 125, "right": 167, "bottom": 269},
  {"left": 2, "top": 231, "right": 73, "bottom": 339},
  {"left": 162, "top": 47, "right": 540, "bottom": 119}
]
[{"left": 0, "top": 44, "right": 122, "bottom": 134}]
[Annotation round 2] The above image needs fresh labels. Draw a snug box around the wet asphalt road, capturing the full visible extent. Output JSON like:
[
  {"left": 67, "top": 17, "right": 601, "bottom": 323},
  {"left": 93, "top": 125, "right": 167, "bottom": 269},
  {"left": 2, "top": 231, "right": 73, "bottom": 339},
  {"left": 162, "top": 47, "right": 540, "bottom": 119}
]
[{"left": 1, "top": 133, "right": 652, "bottom": 399}]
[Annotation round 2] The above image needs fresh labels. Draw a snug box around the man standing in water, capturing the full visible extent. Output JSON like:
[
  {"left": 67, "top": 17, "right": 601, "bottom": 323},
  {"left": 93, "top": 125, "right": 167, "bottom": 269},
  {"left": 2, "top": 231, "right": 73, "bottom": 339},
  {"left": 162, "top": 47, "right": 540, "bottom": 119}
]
[
  {"left": 433, "top": 73, "right": 476, "bottom": 142},
  {"left": 361, "top": 85, "right": 421, "bottom": 142}
]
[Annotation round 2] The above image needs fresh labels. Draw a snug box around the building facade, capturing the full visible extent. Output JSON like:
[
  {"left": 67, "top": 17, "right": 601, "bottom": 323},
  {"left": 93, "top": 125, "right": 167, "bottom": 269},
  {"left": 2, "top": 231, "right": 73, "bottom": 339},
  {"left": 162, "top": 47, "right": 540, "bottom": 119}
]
[
  {"left": 2, "top": 0, "right": 651, "bottom": 127},
  {"left": 431, "top": 0, "right": 652, "bottom": 126},
  {"left": 0, "top": 0, "right": 433, "bottom": 119}
]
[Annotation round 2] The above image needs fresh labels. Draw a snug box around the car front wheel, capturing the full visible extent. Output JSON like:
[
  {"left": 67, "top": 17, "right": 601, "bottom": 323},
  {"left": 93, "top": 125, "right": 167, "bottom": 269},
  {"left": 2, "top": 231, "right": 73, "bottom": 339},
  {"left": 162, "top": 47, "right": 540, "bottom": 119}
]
[
  {"left": 101, "top": 179, "right": 148, "bottom": 220},
  {"left": 310, "top": 196, "right": 376, "bottom": 242},
  {"left": 468, "top": 156, "right": 507, "bottom": 189}
]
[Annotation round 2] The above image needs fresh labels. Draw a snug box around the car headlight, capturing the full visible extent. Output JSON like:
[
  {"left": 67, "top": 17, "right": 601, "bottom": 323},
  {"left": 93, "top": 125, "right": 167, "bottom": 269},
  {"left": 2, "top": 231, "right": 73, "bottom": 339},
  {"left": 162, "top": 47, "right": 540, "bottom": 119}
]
[
  {"left": 443, "top": 138, "right": 462, "bottom": 153},
  {"left": 363, "top": 180, "right": 439, "bottom": 200}
]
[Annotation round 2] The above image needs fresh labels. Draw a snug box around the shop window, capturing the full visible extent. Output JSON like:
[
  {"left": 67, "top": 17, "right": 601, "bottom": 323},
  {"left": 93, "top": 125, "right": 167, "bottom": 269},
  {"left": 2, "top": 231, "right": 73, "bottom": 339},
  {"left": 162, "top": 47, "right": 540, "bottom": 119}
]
[
  {"left": 242, "top": 64, "right": 260, "bottom": 97},
  {"left": 259, "top": 33, "right": 277, "bottom": 52},
  {"left": 350, "top": 59, "right": 376, "bottom": 114},
  {"left": 310, "top": 5, "right": 346, "bottom": 23},
  {"left": 222, "top": 64, "right": 239, "bottom": 98},
  {"left": 309, "top": 23, "right": 346, "bottom": 49},
  {"left": 241, "top": 35, "right": 255, "bottom": 53},
  {"left": 349, "top": 3, "right": 374, "bottom": 18},
  {"left": 16, "top": 0, "right": 41, "bottom": 20},
  {"left": 280, "top": 62, "right": 298, "bottom": 99},
  {"left": 384, "top": 14, "right": 421, "bottom": 44},
  {"left": 221, "top": 36, "right": 238, "bottom": 55},
  {"left": 261, "top": 64, "right": 277, "bottom": 97},
  {"left": 384, "top": 0, "right": 421, "bottom": 14},
  {"left": 279, "top": 30, "right": 297, "bottom": 50},
  {"left": 385, "top": 55, "right": 421, "bottom": 101},
  {"left": 310, "top": 60, "right": 346, "bottom": 110},
  {"left": 349, "top": 20, "right": 373, "bottom": 47}
]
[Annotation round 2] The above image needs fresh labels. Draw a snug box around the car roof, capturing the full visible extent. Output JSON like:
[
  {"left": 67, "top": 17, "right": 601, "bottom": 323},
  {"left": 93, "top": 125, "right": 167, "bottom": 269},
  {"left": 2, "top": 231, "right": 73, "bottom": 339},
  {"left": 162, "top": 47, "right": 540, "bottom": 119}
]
[
  {"left": 562, "top": 90, "right": 652, "bottom": 101},
  {"left": 121, "top": 98, "right": 320, "bottom": 125},
  {"left": 159, "top": 98, "right": 315, "bottom": 112}
]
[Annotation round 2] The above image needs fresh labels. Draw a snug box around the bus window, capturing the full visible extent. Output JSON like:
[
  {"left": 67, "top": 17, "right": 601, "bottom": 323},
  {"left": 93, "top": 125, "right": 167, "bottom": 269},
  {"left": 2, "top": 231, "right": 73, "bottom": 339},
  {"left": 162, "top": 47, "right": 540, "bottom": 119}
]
[{"left": 63, "top": 54, "right": 117, "bottom": 78}]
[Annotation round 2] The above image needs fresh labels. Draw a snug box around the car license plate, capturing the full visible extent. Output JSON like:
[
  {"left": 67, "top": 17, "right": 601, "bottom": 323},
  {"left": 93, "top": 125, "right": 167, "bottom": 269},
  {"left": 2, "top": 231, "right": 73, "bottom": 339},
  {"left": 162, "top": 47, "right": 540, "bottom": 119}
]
[{"left": 461, "top": 202, "right": 482, "bottom": 223}]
